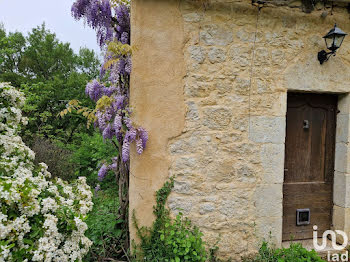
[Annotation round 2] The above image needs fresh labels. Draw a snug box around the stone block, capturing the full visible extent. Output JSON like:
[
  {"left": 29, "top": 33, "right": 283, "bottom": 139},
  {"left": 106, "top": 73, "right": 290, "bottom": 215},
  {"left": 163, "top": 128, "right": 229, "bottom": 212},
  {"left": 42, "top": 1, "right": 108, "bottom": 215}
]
[
  {"left": 200, "top": 24, "right": 233, "bottom": 46},
  {"left": 250, "top": 92, "right": 287, "bottom": 116},
  {"left": 255, "top": 184, "right": 283, "bottom": 217},
  {"left": 203, "top": 107, "right": 232, "bottom": 130},
  {"left": 236, "top": 29, "right": 261, "bottom": 43},
  {"left": 255, "top": 216, "right": 282, "bottom": 246},
  {"left": 336, "top": 114, "right": 350, "bottom": 143},
  {"left": 260, "top": 144, "right": 285, "bottom": 184},
  {"left": 232, "top": 115, "right": 249, "bottom": 132},
  {"left": 249, "top": 116, "right": 286, "bottom": 143},
  {"left": 168, "top": 196, "right": 193, "bottom": 215},
  {"left": 183, "top": 13, "right": 201, "bottom": 22},
  {"left": 173, "top": 180, "right": 192, "bottom": 194},
  {"left": 234, "top": 77, "right": 250, "bottom": 95},
  {"left": 171, "top": 156, "right": 197, "bottom": 176},
  {"left": 205, "top": 158, "right": 235, "bottom": 183},
  {"left": 335, "top": 143, "right": 350, "bottom": 173},
  {"left": 234, "top": 164, "right": 257, "bottom": 183},
  {"left": 332, "top": 205, "right": 350, "bottom": 241},
  {"left": 188, "top": 46, "right": 205, "bottom": 64},
  {"left": 184, "top": 82, "right": 212, "bottom": 98},
  {"left": 219, "top": 190, "right": 251, "bottom": 218},
  {"left": 208, "top": 47, "right": 226, "bottom": 63},
  {"left": 169, "top": 132, "right": 211, "bottom": 155},
  {"left": 185, "top": 101, "right": 200, "bottom": 121},
  {"left": 338, "top": 94, "right": 350, "bottom": 115},
  {"left": 254, "top": 47, "right": 270, "bottom": 66},
  {"left": 215, "top": 80, "right": 232, "bottom": 95},
  {"left": 199, "top": 203, "right": 216, "bottom": 215},
  {"left": 271, "top": 49, "right": 286, "bottom": 66},
  {"left": 333, "top": 172, "right": 350, "bottom": 208}
]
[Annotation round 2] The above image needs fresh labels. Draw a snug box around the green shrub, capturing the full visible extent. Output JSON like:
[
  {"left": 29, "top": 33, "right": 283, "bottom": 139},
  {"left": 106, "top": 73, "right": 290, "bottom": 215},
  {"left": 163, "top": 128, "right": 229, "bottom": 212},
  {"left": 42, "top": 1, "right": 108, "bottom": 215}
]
[
  {"left": 66, "top": 132, "right": 116, "bottom": 188},
  {"left": 133, "top": 178, "right": 207, "bottom": 262},
  {"left": 31, "top": 136, "right": 75, "bottom": 181},
  {"left": 66, "top": 132, "right": 126, "bottom": 261},
  {"left": 84, "top": 186, "right": 126, "bottom": 261},
  {"left": 245, "top": 242, "right": 325, "bottom": 262}
]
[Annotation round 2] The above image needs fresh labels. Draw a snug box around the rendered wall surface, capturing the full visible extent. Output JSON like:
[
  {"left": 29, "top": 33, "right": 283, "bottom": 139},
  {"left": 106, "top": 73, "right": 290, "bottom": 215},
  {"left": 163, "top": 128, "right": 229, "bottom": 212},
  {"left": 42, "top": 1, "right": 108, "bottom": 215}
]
[
  {"left": 129, "top": 0, "right": 186, "bottom": 242},
  {"left": 130, "top": 0, "right": 350, "bottom": 259}
]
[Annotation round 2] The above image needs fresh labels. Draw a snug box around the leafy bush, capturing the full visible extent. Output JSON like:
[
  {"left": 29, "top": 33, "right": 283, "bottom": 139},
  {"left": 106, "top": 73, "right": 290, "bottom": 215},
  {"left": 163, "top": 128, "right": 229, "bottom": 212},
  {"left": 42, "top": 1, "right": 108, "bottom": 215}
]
[
  {"left": 66, "top": 132, "right": 116, "bottom": 188},
  {"left": 31, "top": 136, "right": 75, "bottom": 181},
  {"left": 65, "top": 132, "right": 124, "bottom": 261},
  {"left": 84, "top": 187, "right": 126, "bottom": 261},
  {"left": 244, "top": 242, "right": 325, "bottom": 262},
  {"left": 133, "top": 178, "right": 207, "bottom": 262},
  {"left": 0, "top": 83, "right": 93, "bottom": 261}
]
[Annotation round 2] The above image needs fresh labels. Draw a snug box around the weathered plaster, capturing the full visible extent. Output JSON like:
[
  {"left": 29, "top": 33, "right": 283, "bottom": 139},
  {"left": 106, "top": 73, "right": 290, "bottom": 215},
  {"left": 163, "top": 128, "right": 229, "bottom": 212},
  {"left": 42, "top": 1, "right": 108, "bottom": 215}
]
[
  {"left": 130, "top": 0, "right": 350, "bottom": 260},
  {"left": 129, "top": 0, "right": 186, "bottom": 241}
]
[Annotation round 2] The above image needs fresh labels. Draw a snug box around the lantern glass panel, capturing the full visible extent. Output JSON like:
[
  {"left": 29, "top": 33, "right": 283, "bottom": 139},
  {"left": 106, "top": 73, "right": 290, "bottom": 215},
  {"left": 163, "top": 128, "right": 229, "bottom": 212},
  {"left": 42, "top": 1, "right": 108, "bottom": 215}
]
[
  {"left": 334, "top": 35, "right": 345, "bottom": 49},
  {"left": 325, "top": 37, "right": 335, "bottom": 50}
]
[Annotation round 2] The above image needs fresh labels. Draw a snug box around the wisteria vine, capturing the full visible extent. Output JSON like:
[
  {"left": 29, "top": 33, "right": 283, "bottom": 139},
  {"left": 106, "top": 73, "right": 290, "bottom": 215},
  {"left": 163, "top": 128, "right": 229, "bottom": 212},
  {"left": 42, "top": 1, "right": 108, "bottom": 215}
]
[{"left": 71, "top": 0, "right": 147, "bottom": 251}]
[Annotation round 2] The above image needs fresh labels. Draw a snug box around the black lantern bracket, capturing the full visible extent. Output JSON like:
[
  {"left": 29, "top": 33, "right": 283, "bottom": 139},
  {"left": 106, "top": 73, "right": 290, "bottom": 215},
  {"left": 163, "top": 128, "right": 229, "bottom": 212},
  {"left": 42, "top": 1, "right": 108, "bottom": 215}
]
[
  {"left": 318, "top": 24, "right": 347, "bottom": 65},
  {"left": 318, "top": 50, "right": 336, "bottom": 64}
]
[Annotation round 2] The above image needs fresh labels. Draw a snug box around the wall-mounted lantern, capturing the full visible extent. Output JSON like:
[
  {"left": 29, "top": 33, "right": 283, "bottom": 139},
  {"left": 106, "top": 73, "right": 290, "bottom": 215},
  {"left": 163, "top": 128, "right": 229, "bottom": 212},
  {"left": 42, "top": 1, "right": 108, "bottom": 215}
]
[{"left": 318, "top": 24, "right": 347, "bottom": 65}]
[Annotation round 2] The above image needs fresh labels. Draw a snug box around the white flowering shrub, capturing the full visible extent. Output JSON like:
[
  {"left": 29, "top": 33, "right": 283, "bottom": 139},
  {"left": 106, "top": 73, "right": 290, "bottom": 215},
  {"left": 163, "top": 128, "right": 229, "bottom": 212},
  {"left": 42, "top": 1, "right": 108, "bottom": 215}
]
[{"left": 0, "top": 83, "right": 93, "bottom": 262}]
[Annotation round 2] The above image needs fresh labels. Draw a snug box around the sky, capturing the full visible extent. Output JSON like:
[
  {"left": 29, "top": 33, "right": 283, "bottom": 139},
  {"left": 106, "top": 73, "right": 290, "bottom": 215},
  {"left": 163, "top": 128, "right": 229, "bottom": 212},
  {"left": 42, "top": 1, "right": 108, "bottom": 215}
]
[{"left": 0, "top": 0, "right": 101, "bottom": 55}]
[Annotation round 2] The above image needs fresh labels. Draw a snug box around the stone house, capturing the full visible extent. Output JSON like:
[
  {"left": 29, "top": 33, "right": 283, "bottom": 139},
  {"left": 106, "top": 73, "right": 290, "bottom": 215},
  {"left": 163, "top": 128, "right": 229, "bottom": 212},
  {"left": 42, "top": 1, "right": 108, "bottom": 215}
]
[{"left": 129, "top": 0, "right": 350, "bottom": 259}]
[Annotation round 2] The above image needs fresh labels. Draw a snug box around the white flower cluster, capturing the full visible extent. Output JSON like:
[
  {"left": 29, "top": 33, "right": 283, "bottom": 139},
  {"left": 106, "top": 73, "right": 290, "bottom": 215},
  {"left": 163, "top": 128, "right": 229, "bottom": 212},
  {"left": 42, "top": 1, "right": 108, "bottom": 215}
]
[{"left": 0, "top": 83, "right": 93, "bottom": 262}]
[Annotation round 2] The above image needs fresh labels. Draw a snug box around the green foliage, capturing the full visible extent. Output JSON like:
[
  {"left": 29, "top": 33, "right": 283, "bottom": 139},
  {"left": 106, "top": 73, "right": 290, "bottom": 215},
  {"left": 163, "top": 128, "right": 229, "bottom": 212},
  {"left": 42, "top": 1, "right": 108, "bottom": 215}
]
[
  {"left": 84, "top": 186, "right": 125, "bottom": 261},
  {"left": 104, "top": 40, "right": 133, "bottom": 69},
  {"left": 0, "top": 27, "right": 26, "bottom": 86},
  {"left": 133, "top": 178, "right": 208, "bottom": 262},
  {"left": 0, "top": 24, "right": 100, "bottom": 144},
  {"left": 244, "top": 242, "right": 325, "bottom": 262},
  {"left": 31, "top": 136, "right": 75, "bottom": 180},
  {"left": 110, "top": 0, "right": 130, "bottom": 7},
  {"left": 65, "top": 132, "right": 124, "bottom": 261},
  {"left": 66, "top": 132, "right": 116, "bottom": 188}
]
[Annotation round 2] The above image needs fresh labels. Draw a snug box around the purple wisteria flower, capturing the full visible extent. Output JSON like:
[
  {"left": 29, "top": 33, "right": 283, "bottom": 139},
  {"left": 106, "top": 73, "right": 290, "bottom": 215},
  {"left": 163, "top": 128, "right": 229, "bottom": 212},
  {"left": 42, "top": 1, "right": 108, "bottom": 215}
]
[
  {"left": 95, "top": 184, "right": 101, "bottom": 193},
  {"left": 124, "top": 129, "right": 136, "bottom": 143},
  {"left": 113, "top": 114, "right": 122, "bottom": 133},
  {"left": 117, "top": 59, "right": 126, "bottom": 75},
  {"left": 123, "top": 117, "right": 132, "bottom": 129},
  {"left": 103, "top": 86, "right": 117, "bottom": 97},
  {"left": 102, "top": 124, "right": 114, "bottom": 139},
  {"left": 72, "top": 0, "right": 115, "bottom": 46},
  {"left": 125, "top": 57, "right": 132, "bottom": 75},
  {"left": 71, "top": 0, "right": 91, "bottom": 20},
  {"left": 121, "top": 32, "right": 128, "bottom": 44},
  {"left": 85, "top": 79, "right": 103, "bottom": 102},
  {"left": 136, "top": 139, "right": 143, "bottom": 154},
  {"left": 108, "top": 162, "right": 118, "bottom": 170},
  {"left": 71, "top": 0, "right": 148, "bottom": 176},
  {"left": 98, "top": 164, "right": 109, "bottom": 181},
  {"left": 112, "top": 95, "right": 124, "bottom": 110},
  {"left": 122, "top": 141, "right": 130, "bottom": 162},
  {"left": 138, "top": 127, "right": 148, "bottom": 149}
]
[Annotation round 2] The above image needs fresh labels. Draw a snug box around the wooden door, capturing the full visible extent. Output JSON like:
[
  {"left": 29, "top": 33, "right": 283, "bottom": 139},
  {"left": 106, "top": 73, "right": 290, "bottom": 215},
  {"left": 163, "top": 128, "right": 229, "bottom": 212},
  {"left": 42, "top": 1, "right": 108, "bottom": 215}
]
[{"left": 282, "top": 93, "right": 337, "bottom": 241}]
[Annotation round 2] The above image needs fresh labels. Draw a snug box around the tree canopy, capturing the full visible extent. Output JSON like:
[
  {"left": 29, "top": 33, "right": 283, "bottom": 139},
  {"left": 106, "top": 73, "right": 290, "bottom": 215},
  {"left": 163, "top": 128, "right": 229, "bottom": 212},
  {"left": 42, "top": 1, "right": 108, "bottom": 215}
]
[{"left": 0, "top": 24, "right": 100, "bottom": 143}]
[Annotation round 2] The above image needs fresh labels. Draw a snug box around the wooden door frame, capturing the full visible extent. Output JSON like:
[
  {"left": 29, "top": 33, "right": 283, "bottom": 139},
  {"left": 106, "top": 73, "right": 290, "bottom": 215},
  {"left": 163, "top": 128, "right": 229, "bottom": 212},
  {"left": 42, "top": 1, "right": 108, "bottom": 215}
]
[
  {"left": 278, "top": 92, "right": 350, "bottom": 244},
  {"left": 282, "top": 93, "right": 337, "bottom": 241},
  {"left": 254, "top": 91, "right": 350, "bottom": 247}
]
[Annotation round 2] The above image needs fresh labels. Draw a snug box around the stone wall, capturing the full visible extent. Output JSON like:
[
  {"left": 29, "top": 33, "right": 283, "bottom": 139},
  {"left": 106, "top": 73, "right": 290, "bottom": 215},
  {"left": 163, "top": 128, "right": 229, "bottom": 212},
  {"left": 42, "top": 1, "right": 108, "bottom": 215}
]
[{"left": 130, "top": 0, "right": 350, "bottom": 260}]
